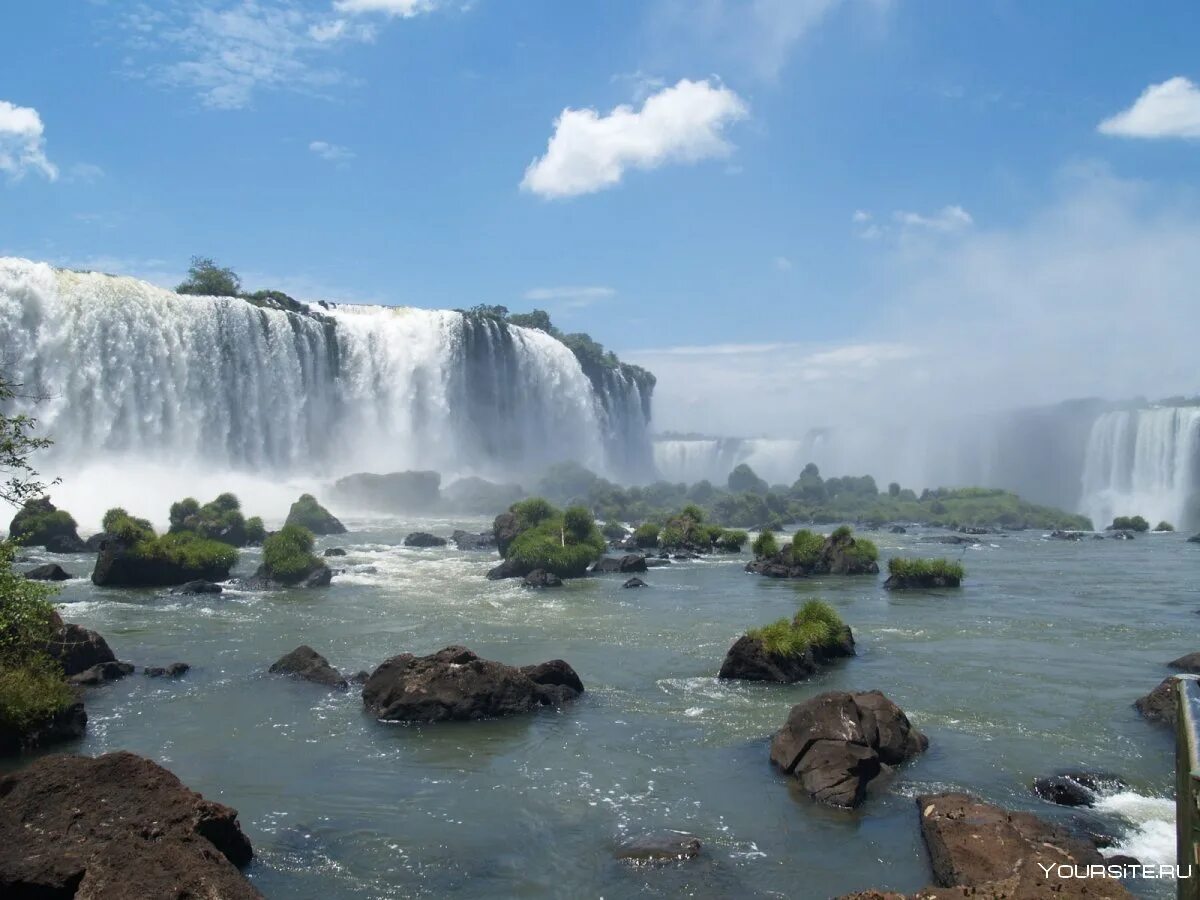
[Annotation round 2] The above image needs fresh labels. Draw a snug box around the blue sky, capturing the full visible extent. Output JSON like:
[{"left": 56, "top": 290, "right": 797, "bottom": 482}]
[{"left": 3, "top": 0, "right": 1200, "bottom": 434}]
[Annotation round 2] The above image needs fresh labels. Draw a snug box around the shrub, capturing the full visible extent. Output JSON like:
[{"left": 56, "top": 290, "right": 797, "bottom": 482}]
[
  {"left": 1109, "top": 515, "right": 1150, "bottom": 532},
  {"left": 262, "top": 525, "right": 321, "bottom": 584},
  {"left": 633, "top": 523, "right": 660, "bottom": 548},
  {"left": 563, "top": 506, "right": 596, "bottom": 542},
  {"left": 791, "top": 529, "right": 825, "bottom": 567},
  {"left": 749, "top": 599, "right": 846, "bottom": 657},
  {"left": 1154, "top": 521, "right": 1175, "bottom": 532},
  {"left": 245, "top": 516, "right": 266, "bottom": 544},
  {"left": 0, "top": 656, "right": 74, "bottom": 732},
  {"left": 715, "top": 529, "right": 748, "bottom": 552},
  {"left": 8, "top": 498, "right": 79, "bottom": 547},
  {"left": 510, "top": 497, "right": 556, "bottom": 531},
  {"left": 842, "top": 536, "right": 879, "bottom": 568},
  {"left": 727, "top": 464, "right": 768, "bottom": 495},
  {"left": 751, "top": 529, "right": 778, "bottom": 559},
  {"left": 507, "top": 517, "right": 606, "bottom": 578},
  {"left": 168, "top": 498, "right": 200, "bottom": 531},
  {"left": 887, "top": 557, "right": 965, "bottom": 581},
  {"left": 168, "top": 493, "right": 249, "bottom": 546},
  {"left": 176, "top": 256, "right": 241, "bottom": 297},
  {"left": 150, "top": 532, "right": 239, "bottom": 572}
]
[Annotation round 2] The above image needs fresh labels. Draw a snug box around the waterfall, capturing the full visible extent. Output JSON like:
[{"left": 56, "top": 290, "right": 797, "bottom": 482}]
[
  {"left": 1081, "top": 407, "right": 1200, "bottom": 530},
  {"left": 0, "top": 259, "right": 653, "bottom": 494}
]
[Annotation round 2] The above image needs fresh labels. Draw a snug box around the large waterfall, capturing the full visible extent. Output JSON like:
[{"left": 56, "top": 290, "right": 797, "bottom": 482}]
[
  {"left": 0, "top": 259, "right": 654, "bottom": 512},
  {"left": 1080, "top": 407, "right": 1200, "bottom": 530}
]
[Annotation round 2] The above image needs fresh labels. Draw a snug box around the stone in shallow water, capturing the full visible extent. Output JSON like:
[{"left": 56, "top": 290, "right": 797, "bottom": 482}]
[
  {"left": 145, "top": 662, "right": 191, "bottom": 678},
  {"left": 615, "top": 832, "right": 702, "bottom": 864},
  {"left": 23, "top": 563, "right": 72, "bottom": 581},
  {"left": 269, "top": 645, "right": 348, "bottom": 690},
  {"left": 69, "top": 660, "right": 135, "bottom": 686},
  {"left": 623, "top": 576, "right": 647, "bottom": 588},
  {"left": 1134, "top": 676, "right": 1177, "bottom": 725}
]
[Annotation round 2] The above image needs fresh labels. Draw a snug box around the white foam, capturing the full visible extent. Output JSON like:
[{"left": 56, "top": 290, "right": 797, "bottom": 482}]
[{"left": 1095, "top": 791, "right": 1176, "bottom": 867}]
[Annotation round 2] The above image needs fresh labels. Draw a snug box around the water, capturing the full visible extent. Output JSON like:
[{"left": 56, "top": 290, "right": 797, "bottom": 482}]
[{"left": 11, "top": 522, "right": 1193, "bottom": 898}]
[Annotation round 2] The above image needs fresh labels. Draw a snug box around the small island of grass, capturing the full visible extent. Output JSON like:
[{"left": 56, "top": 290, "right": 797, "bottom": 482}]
[
  {"left": 746, "top": 525, "right": 878, "bottom": 578},
  {"left": 719, "top": 599, "right": 855, "bottom": 683},
  {"left": 92, "top": 510, "right": 238, "bottom": 587},
  {"left": 1108, "top": 515, "right": 1150, "bottom": 532},
  {"left": 883, "top": 557, "right": 965, "bottom": 590}
]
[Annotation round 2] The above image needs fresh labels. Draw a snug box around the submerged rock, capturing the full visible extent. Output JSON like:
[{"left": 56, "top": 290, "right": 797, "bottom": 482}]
[
  {"left": 269, "top": 645, "right": 348, "bottom": 690},
  {"left": 171, "top": 579, "right": 223, "bottom": 595},
  {"left": 1049, "top": 529, "right": 1087, "bottom": 540},
  {"left": 23, "top": 563, "right": 72, "bottom": 581},
  {"left": 1108, "top": 529, "right": 1135, "bottom": 540},
  {"left": 323, "top": 547, "right": 348, "bottom": 557},
  {"left": 0, "top": 751, "right": 260, "bottom": 898},
  {"left": 523, "top": 569, "right": 563, "bottom": 588},
  {"left": 1135, "top": 677, "right": 1178, "bottom": 725},
  {"left": 451, "top": 529, "right": 497, "bottom": 551},
  {"left": 590, "top": 554, "right": 647, "bottom": 574},
  {"left": 145, "top": 662, "right": 191, "bottom": 678},
  {"left": 362, "top": 646, "right": 583, "bottom": 722},
  {"left": 889, "top": 525, "right": 907, "bottom": 534},
  {"left": 68, "top": 660, "right": 135, "bottom": 686},
  {"left": 623, "top": 576, "right": 647, "bottom": 588},
  {"left": 769, "top": 690, "right": 927, "bottom": 808},
  {"left": 615, "top": 832, "right": 702, "bottom": 865},
  {"left": 486, "top": 557, "right": 527, "bottom": 580},
  {"left": 404, "top": 531, "right": 448, "bottom": 548},
  {"left": 719, "top": 628, "right": 854, "bottom": 683}
]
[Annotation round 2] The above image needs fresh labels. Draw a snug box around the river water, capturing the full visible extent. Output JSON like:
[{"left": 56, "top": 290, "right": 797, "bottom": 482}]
[{"left": 10, "top": 521, "right": 1194, "bottom": 898}]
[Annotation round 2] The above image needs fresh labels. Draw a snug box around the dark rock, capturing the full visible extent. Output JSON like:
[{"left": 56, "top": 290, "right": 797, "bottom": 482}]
[
  {"left": 1169, "top": 652, "right": 1200, "bottom": 673},
  {"left": 493, "top": 511, "right": 520, "bottom": 557},
  {"left": 1049, "top": 530, "right": 1086, "bottom": 541},
  {"left": 0, "top": 695, "right": 86, "bottom": 757},
  {"left": 331, "top": 470, "right": 441, "bottom": 514},
  {"left": 747, "top": 529, "right": 880, "bottom": 578},
  {"left": 404, "top": 531, "right": 448, "bottom": 548},
  {"left": 284, "top": 493, "right": 346, "bottom": 535},
  {"left": 323, "top": 547, "right": 348, "bottom": 557},
  {"left": 1033, "top": 771, "right": 1127, "bottom": 808},
  {"left": 769, "top": 690, "right": 927, "bottom": 808},
  {"left": 269, "top": 645, "right": 348, "bottom": 689},
  {"left": 93, "top": 533, "right": 233, "bottom": 588},
  {"left": 889, "top": 525, "right": 907, "bottom": 534},
  {"left": 7, "top": 497, "right": 83, "bottom": 550},
  {"left": 452, "top": 529, "right": 498, "bottom": 551},
  {"left": 615, "top": 832, "right": 702, "bottom": 865},
  {"left": 248, "top": 559, "right": 332, "bottom": 589},
  {"left": 83, "top": 531, "right": 110, "bottom": 552},
  {"left": 363, "top": 646, "right": 583, "bottom": 722},
  {"left": 350, "top": 670, "right": 370, "bottom": 685},
  {"left": 671, "top": 552, "right": 701, "bottom": 560},
  {"left": 918, "top": 535, "right": 979, "bottom": 546},
  {"left": 0, "top": 751, "right": 260, "bottom": 898},
  {"left": 44, "top": 623, "right": 116, "bottom": 676},
  {"left": 883, "top": 571, "right": 962, "bottom": 590},
  {"left": 23, "top": 563, "right": 72, "bottom": 581},
  {"left": 302, "top": 566, "right": 333, "bottom": 588},
  {"left": 1135, "top": 677, "right": 1177, "bottom": 725},
  {"left": 171, "top": 579, "right": 223, "bottom": 595},
  {"left": 590, "top": 554, "right": 647, "bottom": 574},
  {"left": 644, "top": 557, "right": 672, "bottom": 567},
  {"left": 486, "top": 557, "right": 528, "bottom": 580},
  {"left": 68, "top": 661, "right": 134, "bottom": 686},
  {"left": 719, "top": 628, "right": 855, "bottom": 683},
  {"left": 1108, "top": 529, "right": 1135, "bottom": 540},
  {"left": 44, "top": 533, "right": 87, "bottom": 553},
  {"left": 623, "top": 576, "right": 647, "bottom": 588},
  {"left": 523, "top": 569, "right": 563, "bottom": 588},
  {"left": 1105, "top": 855, "right": 1140, "bottom": 868},
  {"left": 145, "top": 663, "right": 190, "bottom": 678}
]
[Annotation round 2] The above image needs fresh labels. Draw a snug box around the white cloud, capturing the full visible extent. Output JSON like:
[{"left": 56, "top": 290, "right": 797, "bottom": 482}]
[
  {"left": 0, "top": 100, "right": 57, "bottom": 181},
  {"left": 1099, "top": 76, "right": 1200, "bottom": 140},
  {"left": 520, "top": 78, "right": 749, "bottom": 199},
  {"left": 774, "top": 256, "right": 793, "bottom": 271},
  {"left": 523, "top": 286, "right": 616, "bottom": 309},
  {"left": 892, "top": 204, "right": 973, "bottom": 232},
  {"left": 309, "top": 140, "right": 355, "bottom": 163},
  {"left": 333, "top": 0, "right": 438, "bottom": 16},
  {"left": 308, "top": 18, "right": 376, "bottom": 42}
]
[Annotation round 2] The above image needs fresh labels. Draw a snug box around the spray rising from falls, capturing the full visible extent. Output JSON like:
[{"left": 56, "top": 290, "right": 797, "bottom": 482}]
[{"left": 0, "top": 260, "right": 654, "bottom": 516}]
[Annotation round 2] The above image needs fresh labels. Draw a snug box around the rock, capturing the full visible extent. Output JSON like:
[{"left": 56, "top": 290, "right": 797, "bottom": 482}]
[
  {"left": 0, "top": 694, "right": 86, "bottom": 757},
  {"left": 249, "top": 557, "right": 332, "bottom": 589},
  {"left": 769, "top": 690, "right": 927, "bottom": 808},
  {"left": 83, "top": 531, "right": 110, "bottom": 552},
  {"left": 590, "top": 554, "right": 647, "bottom": 574},
  {"left": 493, "top": 511, "right": 520, "bottom": 557},
  {"left": 486, "top": 557, "right": 528, "bottom": 580},
  {"left": 404, "top": 531, "right": 448, "bottom": 548},
  {"left": 332, "top": 470, "right": 441, "bottom": 514},
  {"left": 615, "top": 832, "right": 702, "bottom": 865},
  {"left": 441, "top": 476, "right": 524, "bottom": 514},
  {"left": 1135, "top": 677, "right": 1177, "bottom": 725},
  {"left": 44, "top": 533, "right": 87, "bottom": 553},
  {"left": 93, "top": 533, "right": 233, "bottom": 587},
  {"left": 451, "top": 529, "right": 497, "bottom": 551},
  {"left": 1169, "top": 652, "right": 1200, "bottom": 672},
  {"left": 171, "top": 579, "right": 223, "bottom": 595},
  {"left": 284, "top": 493, "right": 346, "bottom": 535},
  {"left": 958, "top": 526, "right": 991, "bottom": 535},
  {"left": 919, "top": 535, "right": 979, "bottom": 545},
  {"left": 747, "top": 529, "right": 880, "bottom": 578},
  {"left": 523, "top": 569, "right": 563, "bottom": 588},
  {"left": 23, "top": 563, "right": 72, "bottom": 581},
  {"left": 1108, "top": 529, "right": 1135, "bottom": 540},
  {"left": 362, "top": 646, "right": 583, "bottom": 722},
  {"left": 145, "top": 663, "right": 190, "bottom": 678},
  {"left": 889, "top": 525, "right": 907, "bottom": 534},
  {"left": 1189, "top": 532, "right": 1200, "bottom": 543},
  {"left": 643, "top": 557, "right": 672, "bottom": 567},
  {"left": 719, "top": 628, "right": 855, "bottom": 683},
  {"left": 44, "top": 623, "right": 116, "bottom": 676},
  {"left": 1105, "top": 854, "right": 1140, "bottom": 868},
  {"left": 7, "top": 497, "right": 84, "bottom": 550},
  {"left": 883, "top": 570, "right": 962, "bottom": 590},
  {"left": 1033, "top": 771, "right": 1127, "bottom": 808},
  {"left": 269, "top": 645, "right": 348, "bottom": 689},
  {"left": 623, "top": 576, "right": 647, "bottom": 588},
  {"left": 1049, "top": 530, "right": 1086, "bottom": 540},
  {"left": 68, "top": 661, "right": 135, "bottom": 686},
  {"left": 350, "top": 670, "right": 370, "bottom": 685},
  {"left": 301, "top": 566, "right": 333, "bottom": 588},
  {"left": 323, "top": 547, "right": 347, "bottom": 557},
  {"left": 0, "top": 751, "right": 260, "bottom": 898}
]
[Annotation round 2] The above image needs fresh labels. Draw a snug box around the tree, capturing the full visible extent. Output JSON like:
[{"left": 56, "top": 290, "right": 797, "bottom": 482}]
[
  {"left": 506, "top": 309, "right": 553, "bottom": 332},
  {"left": 728, "top": 463, "right": 768, "bottom": 495},
  {"left": 176, "top": 256, "right": 241, "bottom": 297},
  {"left": 0, "top": 378, "right": 57, "bottom": 506},
  {"left": 888, "top": 482, "right": 901, "bottom": 497}
]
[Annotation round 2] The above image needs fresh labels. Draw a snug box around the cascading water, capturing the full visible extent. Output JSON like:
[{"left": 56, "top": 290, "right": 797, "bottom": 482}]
[
  {"left": 0, "top": 259, "right": 654, "bottom": 516},
  {"left": 1081, "top": 407, "right": 1200, "bottom": 530}
]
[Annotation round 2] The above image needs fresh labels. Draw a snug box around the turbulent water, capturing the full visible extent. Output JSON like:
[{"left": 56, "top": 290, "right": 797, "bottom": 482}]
[
  {"left": 6, "top": 519, "right": 1191, "bottom": 898},
  {"left": 0, "top": 259, "right": 653, "bottom": 492}
]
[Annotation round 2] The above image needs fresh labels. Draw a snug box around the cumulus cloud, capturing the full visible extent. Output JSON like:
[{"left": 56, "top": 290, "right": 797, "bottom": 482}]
[
  {"left": 309, "top": 140, "right": 355, "bottom": 163},
  {"left": 1099, "top": 76, "right": 1200, "bottom": 139},
  {"left": 523, "top": 286, "right": 615, "bottom": 308},
  {"left": 333, "top": 0, "right": 438, "bottom": 16},
  {"left": 892, "top": 204, "right": 973, "bottom": 232},
  {"left": 521, "top": 78, "right": 749, "bottom": 199},
  {"left": 0, "top": 100, "right": 57, "bottom": 181}
]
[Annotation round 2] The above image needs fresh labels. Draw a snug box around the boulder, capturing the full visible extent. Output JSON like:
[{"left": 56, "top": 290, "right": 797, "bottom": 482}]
[
  {"left": 23, "top": 563, "right": 72, "bottom": 581},
  {"left": 451, "top": 529, "right": 497, "bottom": 551},
  {"left": 486, "top": 557, "right": 528, "bottom": 580},
  {"left": 404, "top": 531, "right": 448, "bottom": 548},
  {"left": 350, "top": 670, "right": 371, "bottom": 685},
  {"left": 1169, "top": 652, "right": 1200, "bottom": 673},
  {"left": 1108, "top": 529, "right": 1135, "bottom": 540},
  {"left": 44, "top": 533, "right": 87, "bottom": 553},
  {"left": 615, "top": 832, "right": 702, "bottom": 865},
  {"left": 1033, "top": 771, "right": 1127, "bottom": 808},
  {"left": 0, "top": 694, "right": 86, "bottom": 757},
  {"left": 493, "top": 511, "right": 520, "bottom": 557},
  {"left": 523, "top": 569, "right": 563, "bottom": 588},
  {"left": 769, "top": 690, "right": 927, "bottom": 808},
  {"left": 249, "top": 558, "right": 332, "bottom": 589},
  {"left": 362, "top": 646, "right": 583, "bottom": 722},
  {"left": 1135, "top": 677, "right": 1177, "bottom": 725},
  {"left": 331, "top": 470, "right": 441, "bottom": 513},
  {"left": 69, "top": 661, "right": 135, "bottom": 686},
  {"left": 171, "top": 579, "right": 223, "bottom": 595},
  {"left": 93, "top": 533, "right": 233, "bottom": 587},
  {"left": 623, "top": 576, "right": 647, "bottom": 588},
  {"left": 590, "top": 554, "right": 647, "bottom": 574},
  {"left": 889, "top": 525, "right": 907, "bottom": 534},
  {"left": 269, "top": 645, "right": 348, "bottom": 690},
  {"left": 719, "top": 628, "right": 855, "bottom": 683},
  {"left": 7, "top": 497, "right": 83, "bottom": 550},
  {"left": 83, "top": 531, "right": 110, "bottom": 552},
  {"left": 44, "top": 623, "right": 116, "bottom": 676},
  {"left": 0, "top": 751, "right": 260, "bottom": 898},
  {"left": 284, "top": 493, "right": 346, "bottom": 535},
  {"left": 323, "top": 547, "right": 348, "bottom": 557},
  {"left": 301, "top": 565, "right": 333, "bottom": 588},
  {"left": 145, "top": 663, "right": 191, "bottom": 678}
]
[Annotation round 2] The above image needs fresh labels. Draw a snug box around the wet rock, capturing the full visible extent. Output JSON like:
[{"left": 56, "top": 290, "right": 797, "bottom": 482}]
[
  {"left": 84, "top": 531, "right": 110, "bottom": 552},
  {"left": 452, "top": 529, "right": 497, "bottom": 551},
  {"left": 23, "top": 563, "right": 72, "bottom": 581},
  {"left": 44, "top": 533, "right": 87, "bottom": 553},
  {"left": 486, "top": 557, "right": 528, "bottom": 580},
  {"left": 404, "top": 531, "right": 448, "bottom": 548},
  {"left": 590, "top": 554, "right": 647, "bottom": 574},
  {"left": 623, "top": 576, "right": 647, "bottom": 588},
  {"left": 615, "top": 832, "right": 702, "bottom": 865},
  {"left": 94, "top": 533, "right": 233, "bottom": 587},
  {"left": 1105, "top": 854, "right": 1141, "bottom": 868},
  {"left": 747, "top": 528, "right": 880, "bottom": 578},
  {"left": 269, "top": 645, "right": 348, "bottom": 690},
  {"left": 1032, "top": 771, "right": 1128, "bottom": 808},
  {"left": 644, "top": 557, "right": 672, "bottom": 567},
  {"left": 889, "top": 525, "right": 907, "bottom": 534},
  {"left": 1108, "top": 529, "right": 1135, "bottom": 540},
  {"left": 363, "top": 646, "right": 583, "bottom": 722},
  {"left": 323, "top": 547, "right": 347, "bottom": 557},
  {"left": 69, "top": 661, "right": 135, "bottom": 686},
  {"left": 1135, "top": 677, "right": 1177, "bottom": 725},
  {"left": 0, "top": 750, "right": 260, "bottom": 898},
  {"left": 1168, "top": 652, "right": 1200, "bottom": 673},
  {"left": 301, "top": 566, "right": 333, "bottom": 588},
  {"left": 523, "top": 569, "right": 563, "bottom": 588},
  {"left": 769, "top": 690, "right": 927, "bottom": 808},
  {"left": 1050, "top": 530, "right": 1087, "bottom": 541},
  {"left": 145, "top": 663, "right": 190, "bottom": 678},
  {"left": 350, "top": 670, "right": 370, "bottom": 685},
  {"left": 493, "top": 511, "right": 520, "bottom": 557},
  {"left": 171, "top": 579, "right": 223, "bottom": 595},
  {"left": 0, "top": 694, "right": 86, "bottom": 757},
  {"left": 719, "top": 628, "right": 855, "bottom": 683},
  {"left": 44, "top": 623, "right": 116, "bottom": 676}
]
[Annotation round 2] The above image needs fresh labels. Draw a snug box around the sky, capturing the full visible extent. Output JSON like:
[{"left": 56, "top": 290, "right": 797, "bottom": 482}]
[{"left": 2, "top": 0, "right": 1200, "bottom": 436}]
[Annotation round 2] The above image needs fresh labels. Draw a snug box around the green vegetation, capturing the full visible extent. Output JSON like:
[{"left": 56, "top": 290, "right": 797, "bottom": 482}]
[
  {"left": 261, "top": 525, "right": 323, "bottom": 584},
  {"left": 727, "top": 463, "right": 768, "bottom": 495},
  {"left": 633, "top": 523, "right": 660, "bottom": 547},
  {"left": 1109, "top": 515, "right": 1150, "bottom": 532},
  {"left": 1154, "top": 521, "right": 1175, "bottom": 532},
  {"left": 103, "top": 509, "right": 238, "bottom": 572},
  {"left": 284, "top": 493, "right": 345, "bottom": 535},
  {"left": 176, "top": 256, "right": 241, "bottom": 297},
  {"left": 601, "top": 520, "right": 627, "bottom": 541},
  {"left": 839, "top": 534, "right": 878, "bottom": 569},
  {"left": 168, "top": 492, "right": 251, "bottom": 546},
  {"left": 748, "top": 600, "right": 846, "bottom": 657},
  {"left": 887, "top": 557, "right": 965, "bottom": 582},
  {"left": 8, "top": 497, "right": 78, "bottom": 546},
  {"left": 715, "top": 529, "right": 749, "bottom": 552},
  {"left": 505, "top": 501, "right": 607, "bottom": 578},
  {"left": 790, "top": 529, "right": 825, "bottom": 567},
  {"left": 0, "top": 377, "right": 57, "bottom": 506},
  {"left": 751, "top": 529, "right": 779, "bottom": 559},
  {"left": 245, "top": 516, "right": 266, "bottom": 545}
]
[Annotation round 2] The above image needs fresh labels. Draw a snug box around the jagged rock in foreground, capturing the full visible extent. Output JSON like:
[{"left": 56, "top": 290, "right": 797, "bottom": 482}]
[
  {"left": 0, "top": 751, "right": 260, "bottom": 899},
  {"left": 769, "top": 690, "right": 926, "bottom": 808},
  {"left": 362, "top": 646, "right": 583, "bottom": 722},
  {"left": 269, "top": 645, "right": 348, "bottom": 689},
  {"left": 837, "top": 793, "right": 1131, "bottom": 899},
  {"left": 719, "top": 627, "right": 854, "bottom": 683},
  {"left": 1135, "top": 676, "right": 1178, "bottom": 725}
]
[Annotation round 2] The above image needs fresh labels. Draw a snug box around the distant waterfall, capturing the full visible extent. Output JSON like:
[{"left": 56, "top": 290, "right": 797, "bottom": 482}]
[
  {"left": 1080, "top": 407, "right": 1200, "bottom": 530},
  {"left": 0, "top": 259, "right": 653, "bottom": 483}
]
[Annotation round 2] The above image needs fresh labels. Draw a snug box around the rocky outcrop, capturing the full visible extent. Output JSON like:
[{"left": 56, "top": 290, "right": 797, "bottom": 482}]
[
  {"left": 590, "top": 554, "right": 647, "bottom": 574},
  {"left": 69, "top": 661, "right": 135, "bottom": 686},
  {"left": 23, "top": 563, "right": 72, "bottom": 581},
  {"left": 92, "top": 533, "right": 233, "bottom": 587},
  {"left": 284, "top": 493, "right": 347, "bottom": 535},
  {"left": 145, "top": 662, "right": 190, "bottom": 678},
  {"left": 362, "top": 646, "right": 583, "bottom": 722},
  {"left": 7, "top": 497, "right": 84, "bottom": 551},
  {"left": 493, "top": 511, "right": 520, "bottom": 557},
  {"left": 747, "top": 529, "right": 879, "bottom": 578},
  {"left": 44, "top": 623, "right": 116, "bottom": 676},
  {"left": 486, "top": 557, "right": 527, "bottom": 580},
  {"left": 171, "top": 579, "right": 223, "bottom": 595},
  {"left": 1135, "top": 677, "right": 1177, "bottom": 725},
  {"left": 269, "top": 645, "right": 348, "bottom": 689},
  {"left": 769, "top": 690, "right": 927, "bottom": 808},
  {"left": 523, "top": 569, "right": 562, "bottom": 588},
  {"left": 452, "top": 529, "right": 497, "bottom": 551},
  {"left": 0, "top": 751, "right": 260, "bottom": 898},
  {"left": 1049, "top": 529, "right": 1087, "bottom": 540},
  {"left": 1169, "top": 652, "right": 1200, "bottom": 672},
  {"left": 719, "top": 628, "right": 855, "bottom": 683},
  {"left": 0, "top": 695, "right": 86, "bottom": 757},
  {"left": 83, "top": 531, "right": 110, "bottom": 552},
  {"left": 404, "top": 531, "right": 447, "bottom": 548},
  {"left": 615, "top": 832, "right": 702, "bottom": 865}
]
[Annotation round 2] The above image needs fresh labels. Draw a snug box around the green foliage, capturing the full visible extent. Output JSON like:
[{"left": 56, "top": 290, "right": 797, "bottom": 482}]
[
  {"left": 511, "top": 497, "right": 556, "bottom": 531},
  {"left": 507, "top": 510, "right": 605, "bottom": 578},
  {"left": 506, "top": 309, "right": 552, "bottom": 331},
  {"left": 751, "top": 529, "right": 779, "bottom": 559},
  {"left": 105, "top": 512, "right": 238, "bottom": 571},
  {"left": 841, "top": 535, "right": 878, "bottom": 568},
  {"left": 8, "top": 500, "right": 77, "bottom": 546},
  {"left": 563, "top": 506, "right": 596, "bottom": 542},
  {"left": 1109, "top": 515, "right": 1150, "bottom": 532},
  {"left": 1154, "top": 521, "right": 1175, "bottom": 532},
  {"left": 168, "top": 493, "right": 249, "bottom": 546},
  {"left": 749, "top": 599, "right": 846, "bottom": 657},
  {"left": 245, "top": 516, "right": 266, "bottom": 545},
  {"left": 168, "top": 498, "right": 200, "bottom": 531},
  {"left": 176, "top": 256, "right": 241, "bottom": 297},
  {"left": 262, "top": 525, "right": 321, "bottom": 584},
  {"left": 284, "top": 494, "right": 341, "bottom": 534},
  {"left": 715, "top": 529, "right": 748, "bottom": 551},
  {"left": 727, "top": 463, "right": 768, "bottom": 495},
  {"left": 0, "top": 655, "right": 74, "bottom": 732},
  {"left": 790, "top": 529, "right": 825, "bottom": 566},
  {"left": 887, "top": 557, "right": 965, "bottom": 581},
  {"left": 0, "top": 377, "right": 58, "bottom": 506},
  {"left": 100, "top": 506, "right": 151, "bottom": 533},
  {"left": 633, "top": 523, "right": 660, "bottom": 547}
]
